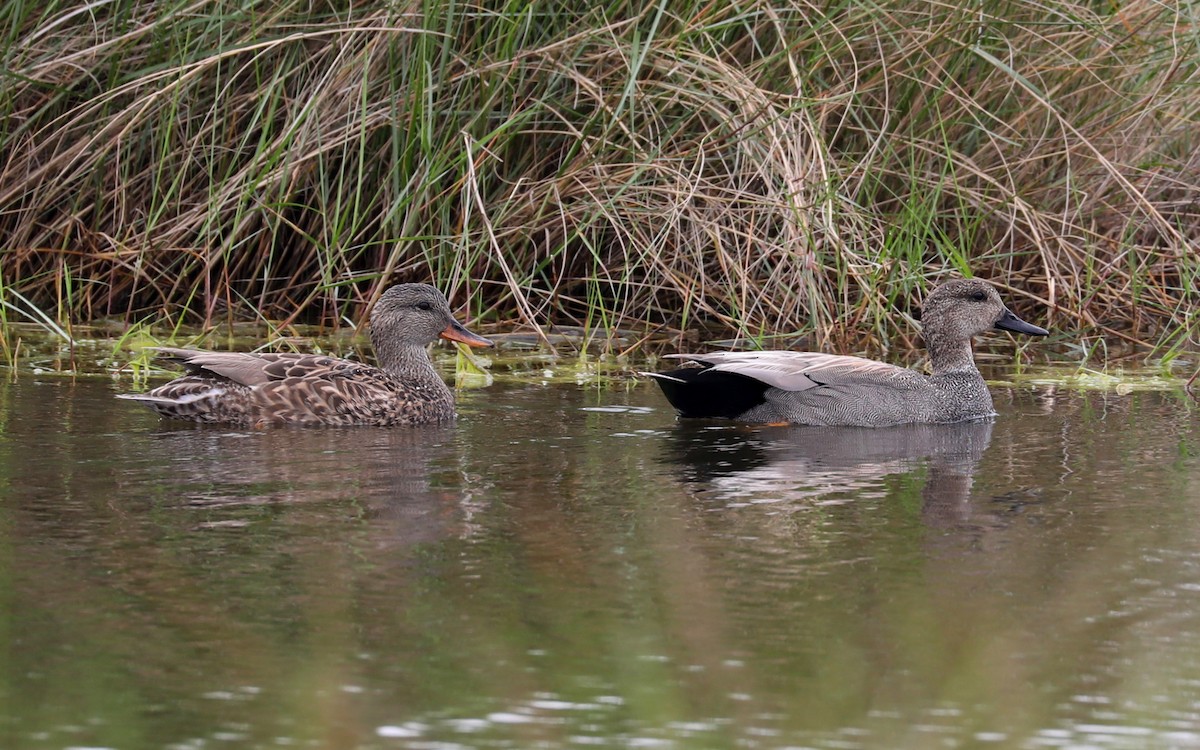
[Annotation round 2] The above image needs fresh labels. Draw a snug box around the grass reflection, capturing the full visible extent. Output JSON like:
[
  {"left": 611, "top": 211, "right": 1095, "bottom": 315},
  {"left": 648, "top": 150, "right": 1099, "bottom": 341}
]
[{"left": 0, "top": 381, "right": 1196, "bottom": 748}]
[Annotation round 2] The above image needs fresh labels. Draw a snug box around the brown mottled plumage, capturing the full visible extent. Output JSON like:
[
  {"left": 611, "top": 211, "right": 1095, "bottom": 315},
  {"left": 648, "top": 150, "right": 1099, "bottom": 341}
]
[
  {"left": 646, "top": 279, "right": 1049, "bottom": 427},
  {"left": 118, "top": 284, "right": 492, "bottom": 427}
]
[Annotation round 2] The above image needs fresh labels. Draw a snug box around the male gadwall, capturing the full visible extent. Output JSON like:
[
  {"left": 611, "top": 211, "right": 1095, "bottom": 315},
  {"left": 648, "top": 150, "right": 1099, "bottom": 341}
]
[
  {"left": 646, "top": 279, "right": 1048, "bottom": 427},
  {"left": 119, "top": 283, "right": 492, "bottom": 427}
]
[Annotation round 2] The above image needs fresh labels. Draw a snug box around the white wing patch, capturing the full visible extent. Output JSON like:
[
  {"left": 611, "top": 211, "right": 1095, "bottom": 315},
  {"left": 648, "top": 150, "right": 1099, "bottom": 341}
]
[{"left": 116, "top": 387, "right": 227, "bottom": 406}]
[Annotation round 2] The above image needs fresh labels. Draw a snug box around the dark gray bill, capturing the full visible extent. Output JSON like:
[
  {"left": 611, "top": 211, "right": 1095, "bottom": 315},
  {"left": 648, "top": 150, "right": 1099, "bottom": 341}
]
[{"left": 994, "top": 308, "right": 1049, "bottom": 336}]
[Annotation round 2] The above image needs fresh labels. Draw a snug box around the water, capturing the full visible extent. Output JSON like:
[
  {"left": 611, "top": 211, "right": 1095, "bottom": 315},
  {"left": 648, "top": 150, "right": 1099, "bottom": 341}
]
[{"left": 0, "top": 375, "right": 1198, "bottom": 749}]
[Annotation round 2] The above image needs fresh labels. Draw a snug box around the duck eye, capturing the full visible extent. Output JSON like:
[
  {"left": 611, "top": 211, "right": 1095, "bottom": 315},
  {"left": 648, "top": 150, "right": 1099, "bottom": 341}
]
[
  {"left": 970, "top": 291, "right": 987, "bottom": 302},
  {"left": 415, "top": 301, "right": 433, "bottom": 311}
]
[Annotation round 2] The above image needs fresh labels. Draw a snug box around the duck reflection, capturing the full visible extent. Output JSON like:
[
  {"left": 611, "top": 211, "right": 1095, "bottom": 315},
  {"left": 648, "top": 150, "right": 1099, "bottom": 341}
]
[
  {"left": 658, "top": 420, "right": 995, "bottom": 526},
  {"left": 129, "top": 423, "right": 472, "bottom": 545}
]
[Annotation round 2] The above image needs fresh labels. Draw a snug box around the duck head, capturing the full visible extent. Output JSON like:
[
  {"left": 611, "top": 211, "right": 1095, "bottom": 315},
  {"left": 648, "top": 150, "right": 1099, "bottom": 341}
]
[
  {"left": 921, "top": 278, "right": 1049, "bottom": 341},
  {"left": 371, "top": 283, "right": 493, "bottom": 349}
]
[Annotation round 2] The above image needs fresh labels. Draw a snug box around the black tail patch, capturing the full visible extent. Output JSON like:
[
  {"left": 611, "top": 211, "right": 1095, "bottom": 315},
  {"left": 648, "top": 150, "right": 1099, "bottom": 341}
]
[{"left": 651, "top": 367, "right": 770, "bottom": 419}]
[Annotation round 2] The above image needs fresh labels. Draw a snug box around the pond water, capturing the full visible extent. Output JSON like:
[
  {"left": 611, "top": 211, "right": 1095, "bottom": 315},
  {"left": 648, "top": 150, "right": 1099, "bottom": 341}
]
[{"left": 0, "top": 372, "right": 1198, "bottom": 750}]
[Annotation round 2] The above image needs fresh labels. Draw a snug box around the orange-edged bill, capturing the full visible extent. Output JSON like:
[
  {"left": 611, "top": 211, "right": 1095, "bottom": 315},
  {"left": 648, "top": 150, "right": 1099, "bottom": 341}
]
[{"left": 440, "top": 320, "right": 493, "bottom": 348}]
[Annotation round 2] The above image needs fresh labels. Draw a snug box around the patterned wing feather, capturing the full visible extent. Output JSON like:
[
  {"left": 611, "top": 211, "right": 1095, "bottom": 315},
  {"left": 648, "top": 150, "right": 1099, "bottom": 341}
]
[
  {"left": 253, "top": 368, "right": 452, "bottom": 427},
  {"left": 151, "top": 348, "right": 358, "bottom": 387},
  {"left": 257, "top": 353, "right": 359, "bottom": 382}
]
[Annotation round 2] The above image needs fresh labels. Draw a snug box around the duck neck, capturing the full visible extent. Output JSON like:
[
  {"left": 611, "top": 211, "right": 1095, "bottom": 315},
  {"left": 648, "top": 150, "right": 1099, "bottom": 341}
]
[
  {"left": 924, "top": 330, "right": 980, "bottom": 378},
  {"left": 372, "top": 333, "right": 451, "bottom": 397}
]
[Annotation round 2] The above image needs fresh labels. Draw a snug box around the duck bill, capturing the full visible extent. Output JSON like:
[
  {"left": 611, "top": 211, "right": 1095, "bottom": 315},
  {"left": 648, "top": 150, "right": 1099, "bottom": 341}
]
[
  {"left": 440, "top": 320, "right": 493, "bottom": 348},
  {"left": 994, "top": 308, "right": 1049, "bottom": 336}
]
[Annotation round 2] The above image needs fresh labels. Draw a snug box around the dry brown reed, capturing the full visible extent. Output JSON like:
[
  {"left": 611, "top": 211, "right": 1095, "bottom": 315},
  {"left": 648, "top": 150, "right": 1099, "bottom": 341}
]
[{"left": 0, "top": 0, "right": 1197, "bottom": 359}]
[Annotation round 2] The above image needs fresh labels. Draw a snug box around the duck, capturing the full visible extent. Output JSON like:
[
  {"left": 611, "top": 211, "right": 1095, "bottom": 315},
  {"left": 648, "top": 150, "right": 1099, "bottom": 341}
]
[
  {"left": 645, "top": 278, "right": 1048, "bottom": 427},
  {"left": 118, "top": 283, "right": 493, "bottom": 427}
]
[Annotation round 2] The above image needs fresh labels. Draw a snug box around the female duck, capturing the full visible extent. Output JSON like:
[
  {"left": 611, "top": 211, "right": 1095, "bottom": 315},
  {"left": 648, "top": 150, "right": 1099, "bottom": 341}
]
[
  {"left": 119, "top": 283, "right": 492, "bottom": 427},
  {"left": 646, "top": 279, "right": 1048, "bottom": 427}
]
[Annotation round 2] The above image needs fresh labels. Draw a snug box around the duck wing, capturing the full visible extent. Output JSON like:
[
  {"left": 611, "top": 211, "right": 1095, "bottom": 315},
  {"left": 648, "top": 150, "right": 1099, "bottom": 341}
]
[
  {"left": 151, "top": 347, "right": 357, "bottom": 387},
  {"left": 665, "top": 351, "right": 925, "bottom": 392}
]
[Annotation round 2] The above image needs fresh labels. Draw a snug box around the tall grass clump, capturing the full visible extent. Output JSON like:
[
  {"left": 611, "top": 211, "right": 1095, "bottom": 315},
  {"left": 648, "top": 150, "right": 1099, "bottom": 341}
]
[{"left": 0, "top": 0, "right": 1197, "bottom": 354}]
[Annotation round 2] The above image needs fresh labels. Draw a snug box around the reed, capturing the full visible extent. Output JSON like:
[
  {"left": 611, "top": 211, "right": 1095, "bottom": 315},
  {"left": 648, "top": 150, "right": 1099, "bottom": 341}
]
[{"left": 1, "top": 0, "right": 1197, "bottom": 357}]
